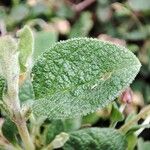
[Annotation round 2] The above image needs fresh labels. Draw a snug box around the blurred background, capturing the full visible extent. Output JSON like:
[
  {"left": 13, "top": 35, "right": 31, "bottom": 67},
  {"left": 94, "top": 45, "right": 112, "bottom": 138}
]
[{"left": 0, "top": 0, "right": 150, "bottom": 149}]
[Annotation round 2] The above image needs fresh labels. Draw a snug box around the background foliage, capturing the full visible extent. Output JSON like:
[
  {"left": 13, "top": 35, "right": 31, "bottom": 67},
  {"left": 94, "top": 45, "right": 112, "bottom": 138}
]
[{"left": 0, "top": 0, "right": 150, "bottom": 149}]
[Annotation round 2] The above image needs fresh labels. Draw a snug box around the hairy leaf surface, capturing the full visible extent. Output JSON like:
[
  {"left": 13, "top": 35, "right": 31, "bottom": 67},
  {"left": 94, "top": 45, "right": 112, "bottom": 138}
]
[
  {"left": 62, "top": 128, "right": 127, "bottom": 150},
  {"left": 2, "top": 118, "right": 18, "bottom": 143},
  {"left": 19, "top": 79, "right": 35, "bottom": 102},
  {"left": 0, "top": 36, "right": 18, "bottom": 99},
  {"left": 32, "top": 38, "right": 141, "bottom": 119},
  {"left": 17, "top": 25, "right": 34, "bottom": 73},
  {"left": 0, "top": 77, "right": 5, "bottom": 99}
]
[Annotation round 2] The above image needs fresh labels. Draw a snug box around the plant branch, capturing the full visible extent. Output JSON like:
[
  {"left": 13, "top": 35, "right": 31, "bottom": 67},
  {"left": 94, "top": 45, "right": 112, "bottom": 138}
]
[
  {"left": 135, "top": 115, "right": 150, "bottom": 136},
  {"left": 1, "top": 36, "right": 34, "bottom": 150},
  {"left": 119, "top": 105, "right": 150, "bottom": 134},
  {"left": 72, "top": 0, "right": 96, "bottom": 12},
  {"left": 7, "top": 63, "right": 34, "bottom": 150},
  {"left": 15, "top": 119, "right": 34, "bottom": 150},
  {"left": 0, "top": 135, "right": 16, "bottom": 150}
]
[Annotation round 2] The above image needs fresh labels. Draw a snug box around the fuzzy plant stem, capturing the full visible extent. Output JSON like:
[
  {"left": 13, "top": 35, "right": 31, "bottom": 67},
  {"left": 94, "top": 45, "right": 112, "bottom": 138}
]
[
  {"left": 15, "top": 119, "right": 34, "bottom": 150},
  {"left": 135, "top": 115, "right": 150, "bottom": 136},
  {"left": 2, "top": 51, "right": 34, "bottom": 150},
  {"left": 119, "top": 105, "right": 150, "bottom": 134}
]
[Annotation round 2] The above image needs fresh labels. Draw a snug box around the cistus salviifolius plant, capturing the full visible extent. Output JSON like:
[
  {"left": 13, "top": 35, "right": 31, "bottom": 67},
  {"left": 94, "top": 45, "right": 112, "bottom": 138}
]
[{"left": 0, "top": 25, "right": 149, "bottom": 150}]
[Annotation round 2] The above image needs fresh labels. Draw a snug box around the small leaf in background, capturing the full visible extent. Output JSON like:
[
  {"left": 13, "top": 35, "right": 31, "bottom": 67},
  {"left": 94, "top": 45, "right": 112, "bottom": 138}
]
[
  {"left": 138, "top": 40, "right": 150, "bottom": 78},
  {"left": 45, "top": 120, "right": 65, "bottom": 145},
  {"left": 0, "top": 8, "right": 6, "bottom": 20},
  {"left": 128, "top": 0, "right": 150, "bottom": 12},
  {"left": 132, "top": 81, "right": 150, "bottom": 105},
  {"left": 63, "top": 118, "right": 81, "bottom": 132},
  {"left": 82, "top": 112, "right": 101, "bottom": 126},
  {"left": 126, "top": 132, "right": 137, "bottom": 150},
  {"left": 31, "top": 2, "right": 52, "bottom": 18},
  {"left": 6, "top": 4, "right": 29, "bottom": 27},
  {"left": 2, "top": 118, "right": 18, "bottom": 144},
  {"left": 34, "top": 31, "right": 58, "bottom": 61},
  {"left": 125, "top": 124, "right": 150, "bottom": 150},
  {"left": 96, "top": 0, "right": 112, "bottom": 23},
  {"left": 69, "top": 12, "right": 93, "bottom": 38},
  {"left": 96, "top": 6, "right": 112, "bottom": 23},
  {"left": 82, "top": 104, "right": 112, "bottom": 125},
  {"left": 143, "top": 84, "right": 150, "bottom": 104},
  {"left": 124, "top": 29, "right": 148, "bottom": 41},
  {"left": 62, "top": 128, "right": 127, "bottom": 150},
  {"left": 50, "top": 132, "right": 69, "bottom": 149},
  {"left": 54, "top": 0, "right": 74, "bottom": 19},
  {"left": 110, "top": 102, "right": 124, "bottom": 124},
  {"left": 17, "top": 26, "right": 34, "bottom": 73},
  {"left": 127, "top": 44, "right": 139, "bottom": 53},
  {"left": 138, "top": 138, "right": 150, "bottom": 150},
  {"left": 45, "top": 118, "right": 81, "bottom": 144},
  {"left": 112, "top": 2, "right": 131, "bottom": 17},
  {"left": 32, "top": 38, "right": 141, "bottom": 119}
]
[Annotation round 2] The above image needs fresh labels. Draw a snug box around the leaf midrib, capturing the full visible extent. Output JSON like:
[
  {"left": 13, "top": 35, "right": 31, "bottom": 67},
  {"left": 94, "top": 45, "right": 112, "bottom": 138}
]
[{"left": 38, "top": 64, "right": 139, "bottom": 100}]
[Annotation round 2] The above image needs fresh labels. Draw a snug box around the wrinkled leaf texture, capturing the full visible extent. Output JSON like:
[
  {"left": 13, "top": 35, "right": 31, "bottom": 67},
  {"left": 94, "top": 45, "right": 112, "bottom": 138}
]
[
  {"left": 62, "top": 128, "right": 127, "bottom": 150},
  {"left": 32, "top": 38, "right": 141, "bottom": 119}
]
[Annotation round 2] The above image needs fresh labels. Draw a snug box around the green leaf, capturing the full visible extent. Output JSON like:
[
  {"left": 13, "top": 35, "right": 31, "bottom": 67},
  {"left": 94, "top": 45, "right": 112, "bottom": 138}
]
[
  {"left": 45, "top": 118, "right": 81, "bottom": 144},
  {"left": 69, "top": 12, "right": 93, "bottom": 38},
  {"left": 82, "top": 112, "right": 101, "bottom": 125},
  {"left": 128, "top": 0, "right": 150, "bottom": 12},
  {"left": 34, "top": 31, "right": 58, "bottom": 61},
  {"left": 31, "top": 2, "right": 52, "bottom": 17},
  {"left": 126, "top": 133, "right": 137, "bottom": 150},
  {"left": 138, "top": 138, "right": 150, "bottom": 150},
  {"left": 55, "top": 1, "right": 74, "bottom": 19},
  {"left": 96, "top": 6, "right": 112, "bottom": 23},
  {"left": 17, "top": 25, "right": 34, "bottom": 73},
  {"left": 19, "top": 79, "right": 35, "bottom": 102},
  {"left": 0, "top": 36, "right": 18, "bottom": 98},
  {"left": 0, "top": 36, "right": 18, "bottom": 70},
  {"left": 2, "top": 118, "right": 18, "bottom": 144},
  {"left": 110, "top": 102, "right": 124, "bottom": 124},
  {"left": 9, "top": 4, "right": 29, "bottom": 23},
  {"left": 0, "top": 77, "right": 5, "bottom": 99},
  {"left": 62, "top": 128, "right": 127, "bottom": 150},
  {"left": 51, "top": 132, "right": 69, "bottom": 149},
  {"left": 32, "top": 38, "right": 141, "bottom": 119},
  {"left": 124, "top": 29, "right": 148, "bottom": 41},
  {"left": 0, "top": 101, "right": 11, "bottom": 117}
]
